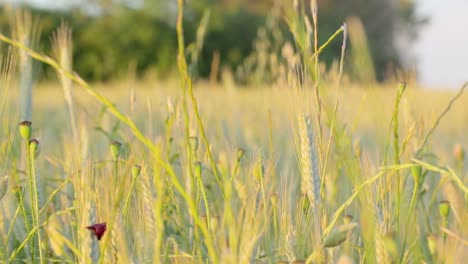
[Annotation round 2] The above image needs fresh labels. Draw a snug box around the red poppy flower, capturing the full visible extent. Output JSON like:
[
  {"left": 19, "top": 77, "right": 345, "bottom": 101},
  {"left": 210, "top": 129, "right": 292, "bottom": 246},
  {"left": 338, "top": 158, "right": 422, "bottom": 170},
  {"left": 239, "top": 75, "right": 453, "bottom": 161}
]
[{"left": 86, "top": 222, "right": 107, "bottom": 240}]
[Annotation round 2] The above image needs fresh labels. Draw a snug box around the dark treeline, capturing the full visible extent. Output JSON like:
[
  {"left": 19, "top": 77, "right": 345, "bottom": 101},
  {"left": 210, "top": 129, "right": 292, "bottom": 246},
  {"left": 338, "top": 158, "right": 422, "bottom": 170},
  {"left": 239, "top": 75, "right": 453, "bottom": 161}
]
[{"left": 0, "top": 0, "right": 426, "bottom": 83}]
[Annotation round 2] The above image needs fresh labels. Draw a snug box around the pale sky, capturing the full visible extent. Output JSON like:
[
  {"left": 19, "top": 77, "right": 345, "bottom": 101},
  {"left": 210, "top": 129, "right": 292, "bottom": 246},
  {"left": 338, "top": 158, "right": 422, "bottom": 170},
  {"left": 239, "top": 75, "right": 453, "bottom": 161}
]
[
  {"left": 1, "top": 0, "right": 467, "bottom": 89},
  {"left": 413, "top": 0, "right": 468, "bottom": 89}
]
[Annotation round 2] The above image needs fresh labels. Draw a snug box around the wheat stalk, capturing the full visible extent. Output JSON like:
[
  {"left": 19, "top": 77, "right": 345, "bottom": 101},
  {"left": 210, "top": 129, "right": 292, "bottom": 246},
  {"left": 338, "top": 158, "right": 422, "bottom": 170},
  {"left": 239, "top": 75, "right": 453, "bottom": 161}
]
[{"left": 298, "top": 114, "right": 320, "bottom": 209}]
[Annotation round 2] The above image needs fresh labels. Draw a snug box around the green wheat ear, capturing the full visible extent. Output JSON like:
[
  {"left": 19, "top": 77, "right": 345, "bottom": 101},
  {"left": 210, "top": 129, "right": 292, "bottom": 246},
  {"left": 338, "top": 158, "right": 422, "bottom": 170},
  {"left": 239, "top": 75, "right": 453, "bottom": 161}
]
[
  {"left": 298, "top": 114, "right": 320, "bottom": 208},
  {"left": 253, "top": 155, "right": 265, "bottom": 182},
  {"left": 0, "top": 175, "right": 8, "bottom": 200}
]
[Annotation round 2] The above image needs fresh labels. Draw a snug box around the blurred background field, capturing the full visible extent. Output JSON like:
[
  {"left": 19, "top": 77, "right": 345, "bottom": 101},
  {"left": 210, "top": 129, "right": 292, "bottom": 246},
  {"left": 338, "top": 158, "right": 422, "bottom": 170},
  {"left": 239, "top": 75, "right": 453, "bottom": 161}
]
[
  {"left": 4, "top": 80, "right": 468, "bottom": 164},
  {"left": 0, "top": 0, "right": 467, "bottom": 263}
]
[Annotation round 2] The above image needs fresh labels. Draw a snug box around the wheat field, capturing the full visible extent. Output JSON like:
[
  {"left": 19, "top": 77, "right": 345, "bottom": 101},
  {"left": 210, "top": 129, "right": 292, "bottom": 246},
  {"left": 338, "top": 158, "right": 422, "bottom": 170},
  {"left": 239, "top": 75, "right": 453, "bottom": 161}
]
[{"left": 0, "top": 2, "right": 467, "bottom": 264}]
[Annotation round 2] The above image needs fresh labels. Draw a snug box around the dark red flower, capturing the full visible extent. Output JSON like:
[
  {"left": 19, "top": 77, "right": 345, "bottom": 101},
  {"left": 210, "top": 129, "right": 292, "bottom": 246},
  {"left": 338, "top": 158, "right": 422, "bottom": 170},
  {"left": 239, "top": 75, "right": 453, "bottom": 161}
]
[{"left": 86, "top": 222, "right": 107, "bottom": 240}]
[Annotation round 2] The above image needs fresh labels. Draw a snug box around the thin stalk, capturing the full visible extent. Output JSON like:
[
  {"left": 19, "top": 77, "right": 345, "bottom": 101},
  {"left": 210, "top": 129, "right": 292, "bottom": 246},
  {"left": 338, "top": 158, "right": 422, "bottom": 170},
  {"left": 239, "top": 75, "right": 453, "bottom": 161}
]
[
  {"left": 122, "top": 174, "right": 138, "bottom": 219},
  {"left": 98, "top": 158, "right": 121, "bottom": 264},
  {"left": 28, "top": 148, "right": 44, "bottom": 263},
  {"left": 8, "top": 207, "right": 76, "bottom": 263},
  {"left": 5, "top": 206, "right": 21, "bottom": 254},
  {"left": 152, "top": 155, "right": 165, "bottom": 264},
  {"left": 230, "top": 156, "right": 242, "bottom": 182},
  {"left": 175, "top": 0, "right": 223, "bottom": 196},
  {"left": 177, "top": 4, "right": 196, "bottom": 250},
  {"left": 307, "top": 26, "right": 346, "bottom": 63},
  {"left": 39, "top": 178, "right": 71, "bottom": 215},
  {"left": 322, "top": 168, "right": 389, "bottom": 238},
  {"left": 163, "top": 161, "right": 218, "bottom": 263},
  {"left": 441, "top": 216, "right": 448, "bottom": 243},
  {"left": 393, "top": 82, "right": 406, "bottom": 229},
  {"left": 14, "top": 172, "right": 30, "bottom": 235},
  {"left": 320, "top": 24, "right": 347, "bottom": 196},
  {"left": 27, "top": 140, "right": 43, "bottom": 264},
  {"left": 310, "top": 1, "right": 322, "bottom": 156},
  {"left": 195, "top": 169, "right": 210, "bottom": 231},
  {"left": 415, "top": 82, "right": 467, "bottom": 158},
  {"left": 175, "top": 0, "right": 214, "bottom": 252},
  {"left": 223, "top": 197, "right": 238, "bottom": 261},
  {"left": 400, "top": 180, "right": 420, "bottom": 262},
  {"left": 272, "top": 206, "right": 278, "bottom": 241},
  {"left": 186, "top": 156, "right": 195, "bottom": 249}
]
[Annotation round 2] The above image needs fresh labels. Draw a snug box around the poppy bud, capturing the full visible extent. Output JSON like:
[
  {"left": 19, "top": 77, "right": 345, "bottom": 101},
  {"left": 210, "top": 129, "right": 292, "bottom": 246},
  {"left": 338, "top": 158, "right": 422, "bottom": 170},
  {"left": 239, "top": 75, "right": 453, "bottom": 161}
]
[
  {"left": 132, "top": 164, "right": 142, "bottom": 178},
  {"left": 19, "top": 121, "right": 32, "bottom": 140},
  {"left": 29, "top": 139, "right": 40, "bottom": 158},
  {"left": 439, "top": 200, "right": 450, "bottom": 218},
  {"left": 270, "top": 193, "right": 278, "bottom": 207},
  {"left": 426, "top": 234, "right": 437, "bottom": 257},
  {"left": 193, "top": 161, "right": 202, "bottom": 178},
  {"left": 237, "top": 148, "right": 246, "bottom": 161},
  {"left": 110, "top": 141, "right": 122, "bottom": 159}
]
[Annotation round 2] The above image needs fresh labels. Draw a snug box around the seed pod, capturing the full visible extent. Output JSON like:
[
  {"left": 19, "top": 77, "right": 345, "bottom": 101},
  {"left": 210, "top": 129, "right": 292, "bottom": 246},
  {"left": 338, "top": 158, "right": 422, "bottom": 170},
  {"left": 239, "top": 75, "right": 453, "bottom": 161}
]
[
  {"left": 19, "top": 121, "right": 32, "bottom": 140},
  {"left": 270, "top": 193, "right": 279, "bottom": 207},
  {"left": 193, "top": 161, "right": 202, "bottom": 178},
  {"left": 323, "top": 223, "right": 358, "bottom": 248},
  {"left": 29, "top": 139, "right": 40, "bottom": 158},
  {"left": 426, "top": 234, "right": 437, "bottom": 257},
  {"left": 131, "top": 164, "right": 142, "bottom": 178},
  {"left": 110, "top": 141, "right": 122, "bottom": 159},
  {"left": 439, "top": 200, "right": 450, "bottom": 218},
  {"left": 237, "top": 148, "right": 246, "bottom": 161}
]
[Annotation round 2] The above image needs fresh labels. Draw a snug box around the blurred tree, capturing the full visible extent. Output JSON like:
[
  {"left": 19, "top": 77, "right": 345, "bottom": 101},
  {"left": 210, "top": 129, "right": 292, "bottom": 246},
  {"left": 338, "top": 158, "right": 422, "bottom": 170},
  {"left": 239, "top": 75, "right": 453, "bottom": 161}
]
[
  {"left": 311, "top": 0, "right": 427, "bottom": 80},
  {"left": 0, "top": 0, "right": 426, "bottom": 82},
  {"left": 184, "top": 0, "right": 426, "bottom": 82}
]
